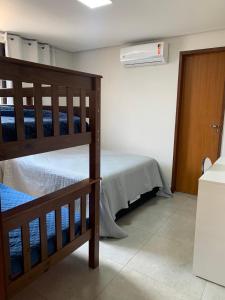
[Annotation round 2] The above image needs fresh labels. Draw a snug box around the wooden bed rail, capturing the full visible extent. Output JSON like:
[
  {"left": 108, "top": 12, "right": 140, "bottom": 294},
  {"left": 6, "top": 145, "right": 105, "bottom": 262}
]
[
  {"left": 0, "top": 178, "right": 100, "bottom": 297},
  {"left": 0, "top": 133, "right": 92, "bottom": 161},
  {"left": 0, "top": 86, "right": 94, "bottom": 98},
  {"left": 0, "top": 90, "right": 92, "bottom": 117},
  {"left": 0, "top": 56, "right": 101, "bottom": 161}
]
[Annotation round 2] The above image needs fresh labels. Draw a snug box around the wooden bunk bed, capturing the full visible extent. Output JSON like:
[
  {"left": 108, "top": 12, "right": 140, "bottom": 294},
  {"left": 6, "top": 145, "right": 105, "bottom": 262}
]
[{"left": 0, "top": 56, "right": 101, "bottom": 299}]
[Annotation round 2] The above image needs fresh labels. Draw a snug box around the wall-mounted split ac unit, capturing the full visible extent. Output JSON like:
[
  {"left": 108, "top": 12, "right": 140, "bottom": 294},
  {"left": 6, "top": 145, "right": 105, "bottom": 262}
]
[{"left": 120, "top": 42, "right": 169, "bottom": 67}]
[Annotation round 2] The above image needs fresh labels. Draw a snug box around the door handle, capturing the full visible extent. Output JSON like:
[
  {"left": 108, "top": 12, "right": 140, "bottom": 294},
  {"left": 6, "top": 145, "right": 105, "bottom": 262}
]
[{"left": 210, "top": 124, "right": 221, "bottom": 133}]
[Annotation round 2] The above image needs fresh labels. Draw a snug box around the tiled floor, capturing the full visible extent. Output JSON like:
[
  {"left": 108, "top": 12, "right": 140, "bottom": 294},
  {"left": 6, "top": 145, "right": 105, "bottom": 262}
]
[{"left": 12, "top": 193, "right": 225, "bottom": 300}]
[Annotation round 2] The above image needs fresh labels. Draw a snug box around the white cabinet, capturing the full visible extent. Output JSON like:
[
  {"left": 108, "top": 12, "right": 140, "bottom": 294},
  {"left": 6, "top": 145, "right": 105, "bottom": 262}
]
[{"left": 193, "top": 157, "right": 225, "bottom": 286}]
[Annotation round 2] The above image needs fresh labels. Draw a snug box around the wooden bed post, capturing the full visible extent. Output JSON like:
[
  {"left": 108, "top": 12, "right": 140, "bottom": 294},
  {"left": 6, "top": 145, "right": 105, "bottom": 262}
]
[
  {"left": 0, "top": 215, "right": 7, "bottom": 300},
  {"left": 89, "top": 77, "right": 101, "bottom": 268}
]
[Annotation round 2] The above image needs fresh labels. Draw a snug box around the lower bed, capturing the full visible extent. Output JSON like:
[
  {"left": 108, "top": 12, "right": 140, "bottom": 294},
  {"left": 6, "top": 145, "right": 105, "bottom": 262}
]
[
  {"left": 1, "top": 146, "right": 171, "bottom": 238},
  {"left": 0, "top": 184, "right": 87, "bottom": 278}
]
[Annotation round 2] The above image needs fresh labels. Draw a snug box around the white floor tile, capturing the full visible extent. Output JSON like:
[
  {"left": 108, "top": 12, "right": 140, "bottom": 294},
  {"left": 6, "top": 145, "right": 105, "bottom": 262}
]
[
  {"left": 30, "top": 254, "right": 123, "bottom": 300},
  {"left": 202, "top": 282, "right": 225, "bottom": 300},
  {"left": 127, "top": 235, "right": 206, "bottom": 299},
  {"left": 97, "top": 267, "right": 199, "bottom": 300},
  {"left": 117, "top": 198, "right": 172, "bottom": 234},
  {"left": 157, "top": 212, "right": 196, "bottom": 243},
  {"left": 173, "top": 193, "right": 197, "bottom": 218},
  {"left": 99, "top": 224, "right": 154, "bottom": 265},
  {"left": 74, "top": 224, "right": 154, "bottom": 266}
]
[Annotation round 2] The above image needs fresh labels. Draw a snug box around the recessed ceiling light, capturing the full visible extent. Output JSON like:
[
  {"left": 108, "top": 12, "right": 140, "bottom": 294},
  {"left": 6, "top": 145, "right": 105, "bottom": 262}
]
[{"left": 77, "top": 0, "right": 112, "bottom": 9}]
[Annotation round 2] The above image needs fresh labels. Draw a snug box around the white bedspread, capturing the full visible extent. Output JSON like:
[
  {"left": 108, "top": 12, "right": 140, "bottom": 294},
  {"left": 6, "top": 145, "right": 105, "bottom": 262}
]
[{"left": 1, "top": 146, "right": 171, "bottom": 238}]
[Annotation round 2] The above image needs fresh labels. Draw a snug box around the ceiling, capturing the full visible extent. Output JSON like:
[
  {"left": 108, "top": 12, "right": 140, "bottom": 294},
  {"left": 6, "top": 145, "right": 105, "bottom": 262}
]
[{"left": 0, "top": 0, "right": 225, "bottom": 52}]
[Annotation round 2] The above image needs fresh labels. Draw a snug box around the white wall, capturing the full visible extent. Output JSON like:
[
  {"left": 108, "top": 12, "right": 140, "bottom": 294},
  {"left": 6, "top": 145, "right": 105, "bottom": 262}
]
[
  {"left": 73, "top": 29, "right": 225, "bottom": 185},
  {"left": 52, "top": 47, "right": 73, "bottom": 69}
]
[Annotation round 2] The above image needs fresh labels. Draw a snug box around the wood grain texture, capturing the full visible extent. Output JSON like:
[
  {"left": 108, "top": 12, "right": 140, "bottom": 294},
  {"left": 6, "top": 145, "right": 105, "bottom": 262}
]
[{"left": 174, "top": 50, "right": 225, "bottom": 194}]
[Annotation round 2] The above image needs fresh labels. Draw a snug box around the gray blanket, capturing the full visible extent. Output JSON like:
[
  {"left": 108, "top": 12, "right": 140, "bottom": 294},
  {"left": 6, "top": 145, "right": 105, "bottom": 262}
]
[{"left": 2, "top": 146, "right": 171, "bottom": 238}]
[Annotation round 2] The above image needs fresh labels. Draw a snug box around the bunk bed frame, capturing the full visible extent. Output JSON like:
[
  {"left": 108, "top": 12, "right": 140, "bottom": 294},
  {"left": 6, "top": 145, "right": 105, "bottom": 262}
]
[{"left": 0, "top": 56, "right": 101, "bottom": 299}]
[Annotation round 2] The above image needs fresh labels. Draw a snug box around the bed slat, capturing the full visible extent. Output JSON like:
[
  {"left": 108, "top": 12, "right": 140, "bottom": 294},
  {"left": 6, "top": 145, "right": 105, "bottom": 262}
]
[
  {"left": 66, "top": 87, "right": 74, "bottom": 135},
  {"left": 55, "top": 208, "right": 62, "bottom": 250},
  {"left": 13, "top": 81, "right": 25, "bottom": 141},
  {"left": 3, "top": 231, "right": 11, "bottom": 283},
  {"left": 80, "top": 90, "right": 86, "bottom": 133},
  {"left": 52, "top": 86, "right": 60, "bottom": 136},
  {"left": 34, "top": 83, "right": 43, "bottom": 138},
  {"left": 69, "top": 200, "right": 75, "bottom": 242},
  {"left": 81, "top": 195, "right": 86, "bottom": 234},
  {"left": 21, "top": 223, "right": 31, "bottom": 273},
  {"left": 39, "top": 216, "right": 48, "bottom": 261}
]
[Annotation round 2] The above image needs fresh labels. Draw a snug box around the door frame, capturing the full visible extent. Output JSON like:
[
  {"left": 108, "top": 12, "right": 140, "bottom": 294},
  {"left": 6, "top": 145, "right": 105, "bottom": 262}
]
[{"left": 171, "top": 46, "right": 225, "bottom": 193}]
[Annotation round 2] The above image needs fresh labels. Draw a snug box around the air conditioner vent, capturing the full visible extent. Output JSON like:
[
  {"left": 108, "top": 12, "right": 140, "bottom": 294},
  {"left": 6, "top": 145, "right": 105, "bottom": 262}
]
[{"left": 120, "top": 42, "right": 169, "bottom": 67}]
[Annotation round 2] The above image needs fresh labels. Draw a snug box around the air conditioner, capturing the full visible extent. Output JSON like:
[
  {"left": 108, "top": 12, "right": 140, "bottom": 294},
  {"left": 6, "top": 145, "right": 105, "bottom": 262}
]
[{"left": 120, "top": 42, "right": 169, "bottom": 67}]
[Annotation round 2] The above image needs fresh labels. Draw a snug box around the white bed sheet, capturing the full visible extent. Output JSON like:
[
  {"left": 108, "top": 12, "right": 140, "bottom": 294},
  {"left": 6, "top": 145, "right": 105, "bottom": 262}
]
[{"left": 2, "top": 146, "right": 171, "bottom": 238}]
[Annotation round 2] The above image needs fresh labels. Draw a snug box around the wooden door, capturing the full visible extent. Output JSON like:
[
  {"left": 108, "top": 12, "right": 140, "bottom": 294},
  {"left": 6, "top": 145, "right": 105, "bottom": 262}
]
[{"left": 173, "top": 49, "right": 225, "bottom": 195}]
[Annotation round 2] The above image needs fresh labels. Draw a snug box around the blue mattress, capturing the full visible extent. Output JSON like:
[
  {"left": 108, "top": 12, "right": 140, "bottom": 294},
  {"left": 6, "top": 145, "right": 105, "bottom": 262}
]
[
  {"left": 0, "top": 184, "right": 86, "bottom": 278},
  {"left": 0, "top": 105, "right": 88, "bottom": 142}
]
